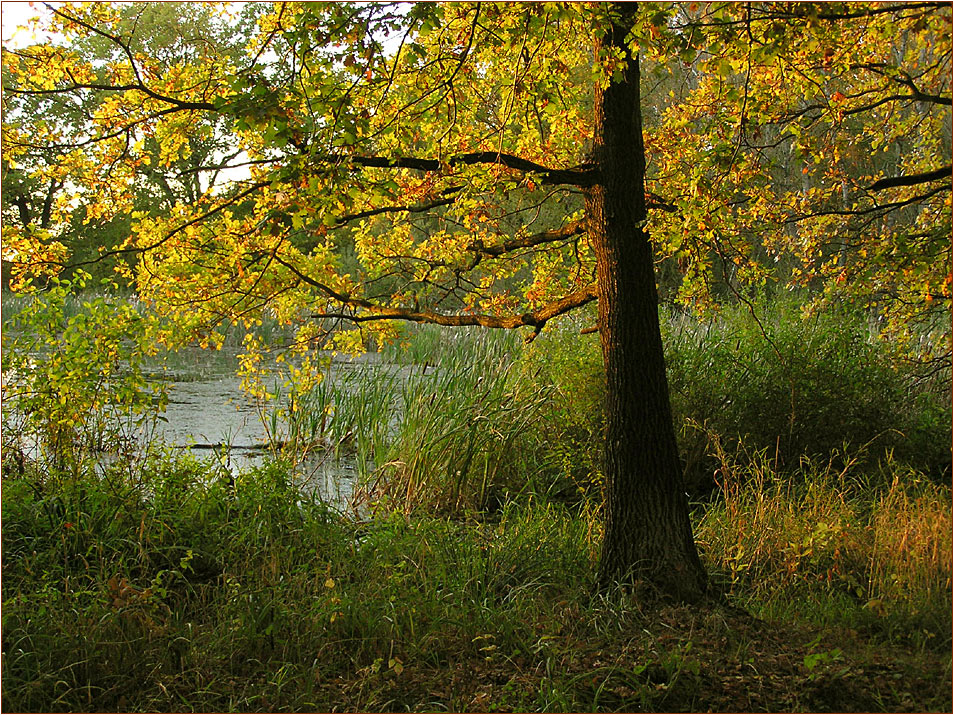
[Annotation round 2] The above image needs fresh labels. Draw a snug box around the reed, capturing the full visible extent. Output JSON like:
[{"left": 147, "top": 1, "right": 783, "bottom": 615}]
[{"left": 696, "top": 445, "right": 953, "bottom": 645}]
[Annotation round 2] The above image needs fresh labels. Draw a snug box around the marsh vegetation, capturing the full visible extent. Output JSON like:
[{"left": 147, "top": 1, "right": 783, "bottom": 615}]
[{"left": 2, "top": 290, "right": 950, "bottom": 712}]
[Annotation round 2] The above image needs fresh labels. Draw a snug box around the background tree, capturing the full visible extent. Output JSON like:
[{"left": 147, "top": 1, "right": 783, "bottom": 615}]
[{"left": 1, "top": 2, "right": 251, "bottom": 285}]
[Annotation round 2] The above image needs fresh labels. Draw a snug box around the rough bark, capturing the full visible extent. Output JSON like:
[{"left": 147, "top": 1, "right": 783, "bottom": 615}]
[{"left": 586, "top": 6, "right": 708, "bottom": 601}]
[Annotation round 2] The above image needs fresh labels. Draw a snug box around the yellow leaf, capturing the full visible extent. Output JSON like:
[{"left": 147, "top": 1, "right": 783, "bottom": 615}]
[{"left": 864, "top": 598, "right": 887, "bottom": 617}]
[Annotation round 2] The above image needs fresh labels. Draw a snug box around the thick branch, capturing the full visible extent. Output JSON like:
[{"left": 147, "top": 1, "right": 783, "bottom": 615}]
[
  {"left": 270, "top": 251, "right": 595, "bottom": 330},
  {"left": 314, "top": 284, "right": 599, "bottom": 330},
  {"left": 853, "top": 63, "right": 952, "bottom": 106},
  {"left": 6, "top": 82, "right": 220, "bottom": 112},
  {"left": 868, "top": 165, "right": 952, "bottom": 192},
  {"left": 778, "top": 89, "right": 949, "bottom": 126},
  {"left": 319, "top": 151, "right": 599, "bottom": 187},
  {"left": 13, "top": 192, "right": 32, "bottom": 228},
  {"left": 787, "top": 185, "right": 949, "bottom": 222},
  {"left": 753, "top": 2, "right": 949, "bottom": 22},
  {"left": 329, "top": 190, "right": 461, "bottom": 229}
]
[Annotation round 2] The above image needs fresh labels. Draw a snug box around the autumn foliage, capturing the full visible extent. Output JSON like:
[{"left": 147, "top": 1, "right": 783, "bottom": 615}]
[{"left": 3, "top": 2, "right": 949, "bottom": 362}]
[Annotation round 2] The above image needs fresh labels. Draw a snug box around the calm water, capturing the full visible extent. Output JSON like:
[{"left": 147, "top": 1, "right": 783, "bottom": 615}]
[
  {"left": 158, "top": 372, "right": 361, "bottom": 508},
  {"left": 3, "top": 358, "right": 363, "bottom": 510}
]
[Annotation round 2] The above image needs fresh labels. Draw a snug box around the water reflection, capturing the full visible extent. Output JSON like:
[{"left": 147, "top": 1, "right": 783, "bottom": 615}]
[{"left": 160, "top": 374, "right": 359, "bottom": 509}]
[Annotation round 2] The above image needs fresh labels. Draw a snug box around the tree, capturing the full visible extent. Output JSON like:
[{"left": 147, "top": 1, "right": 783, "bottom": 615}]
[
  {"left": 4, "top": 1, "right": 713, "bottom": 599},
  {"left": 583, "top": 7, "right": 707, "bottom": 595},
  {"left": 6, "top": 1, "right": 949, "bottom": 599}
]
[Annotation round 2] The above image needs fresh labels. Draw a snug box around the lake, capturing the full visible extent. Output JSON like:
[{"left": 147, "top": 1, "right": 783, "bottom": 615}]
[
  {"left": 1, "top": 347, "right": 379, "bottom": 511},
  {"left": 159, "top": 372, "right": 361, "bottom": 509}
]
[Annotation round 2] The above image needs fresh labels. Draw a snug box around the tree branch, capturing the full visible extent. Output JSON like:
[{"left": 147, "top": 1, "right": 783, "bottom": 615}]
[
  {"left": 329, "top": 190, "right": 461, "bottom": 229},
  {"left": 787, "top": 185, "right": 949, "bottom": 222},
  {"left": 467, "top": 220, "right": 586, "bottom": 257},
  {"left": 752, "top": 2, "right": 949, "bottom": 22},
  {"left": 868, "top": 165, "right": 952, "bottom": 192},
  {"left": 313, "top": 285, "right": 599, "bottom": 331},
  {"left": 853, "top": 62, "right": 952, "bottom": 106},
  {"left": 270, "top": 251, "right": 597, "bottom": 331},
  {"left": 315, "top": 151, "right": 599, "bottom": 186},
  {"left": 62, "top": 180, "right": 269, "bottom": 269}
]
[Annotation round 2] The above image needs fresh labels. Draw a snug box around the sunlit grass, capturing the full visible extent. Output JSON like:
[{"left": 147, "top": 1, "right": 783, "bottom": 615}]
[{"left": 696, "top": 447, "right": 953, "bottom": 647}]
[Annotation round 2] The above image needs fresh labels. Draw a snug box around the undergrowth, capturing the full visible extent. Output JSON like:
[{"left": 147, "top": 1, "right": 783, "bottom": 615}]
[
  {"left": 2, "top": 290, "right": 951, "bottom": 712},
  {"left": 2, "top": 452, "right": 950, "bottom": 712}
]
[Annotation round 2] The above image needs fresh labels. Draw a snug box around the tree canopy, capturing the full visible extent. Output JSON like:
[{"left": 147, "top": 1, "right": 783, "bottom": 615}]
[{"left": 4, "top": 2, "right": 950, "bottom": 355}]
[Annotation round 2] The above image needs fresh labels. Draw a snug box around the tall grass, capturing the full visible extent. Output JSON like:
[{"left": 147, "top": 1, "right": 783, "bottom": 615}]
[
  {"left": 369, "top": 328, "right": 554, "bottom": 513},
  {"left": 697, "top": 445, "right": 953, "bottom": 645},
  {"left": 2, "top": 448, "right": 950, "bottom": 712},
  {"left": 273, "top": 299, "right": 951, "bottom": 515},
  {"left": 261, "top": 327, "right": 555, "bottom": 513},
  {"left": 0, "top": 455, "right": 600, "bottom": 712}
]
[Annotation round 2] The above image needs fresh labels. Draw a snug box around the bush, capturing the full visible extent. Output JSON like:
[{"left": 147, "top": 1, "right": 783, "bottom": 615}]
[
  {"left": 1, "top": 274, "right": 169, "bottom": 480},
  {"left": 663, "top": 298, "right": 951, "bottom": 492},
  {"left": 511, "top": 296, "right": 951, "bottom": 500}
]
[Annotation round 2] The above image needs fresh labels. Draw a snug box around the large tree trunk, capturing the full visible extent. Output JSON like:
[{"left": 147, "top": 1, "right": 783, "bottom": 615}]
[{"left": 585, "top": 6, "right": 708, "bottom": 601}]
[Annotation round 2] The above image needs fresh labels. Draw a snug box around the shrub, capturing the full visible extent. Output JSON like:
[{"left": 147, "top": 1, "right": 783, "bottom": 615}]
[
  {"left": 663, "top": 297, "right": 951, "bottom": 492},
  {"left": 1, "top": 274, "right": 169, "bottom": 480},
  {"left": 517, "top": 308, "right": 606, "bottom": 506}
]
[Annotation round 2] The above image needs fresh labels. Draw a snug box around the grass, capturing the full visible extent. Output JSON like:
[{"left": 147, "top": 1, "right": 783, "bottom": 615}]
[
  {"left": 696, "top": 446, "right": 952, "bottom": 647},
  {"left": 257, "top": 326, "right": 556, "bottom": 513},
  {"left": 2, "top": 452, "right": 950, "bottom": 712}
]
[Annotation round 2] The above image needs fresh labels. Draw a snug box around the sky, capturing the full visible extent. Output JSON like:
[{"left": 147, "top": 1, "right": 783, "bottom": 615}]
[{"left": 2, "top": 1, "right": 49, "bottom": 47}]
